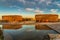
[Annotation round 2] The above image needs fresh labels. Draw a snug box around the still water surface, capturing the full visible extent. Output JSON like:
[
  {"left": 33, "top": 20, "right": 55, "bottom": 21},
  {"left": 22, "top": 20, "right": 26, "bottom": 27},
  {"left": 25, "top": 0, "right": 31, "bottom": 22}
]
[{"left": 1, "top": 25, "right": 58, "bottom": 40}]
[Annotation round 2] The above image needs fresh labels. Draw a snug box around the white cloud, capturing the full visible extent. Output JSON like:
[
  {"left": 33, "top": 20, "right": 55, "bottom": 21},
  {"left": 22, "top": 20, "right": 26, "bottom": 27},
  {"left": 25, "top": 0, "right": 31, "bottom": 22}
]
[
  {"left": 18, "top": 0, "right": 25, "bottom": 2},
  {"left": 30, "top": 2, "right": 36, "bottom": 5},
  {"left": 46, "top": 1, "right": 51, "bottom": 5},
  {"left": 9, "top": 5, "right": 20, "bottom": 9},
  {"left": 54, "top": 2, "right": 60, "bottom": 7},
  {"left": 18, "top": 0, "right": 36, "bottom": 6},
  {"left": 57, "top": 3, "right": 60, "bottom": 7},
  {"left": 18, "top": 0, "right": 26, "bottom": 4},
  {"left": 50, "top": 9, "right": 58, "bottom": 13},
  {"left": 25, "top": 8, "right": 34, "bottom": 11},
  {"left": 45, "top": 0, "right": 52, "bottom": 5},
  {"left": 18, "top": 9, "right": 21, "bottom": 11},
  {"left": 40, "top": 0, "right": 46, "bottom": 2},
  {"left": 34, "top": 0, "right": 39, "bottom": 2},
  {"left": 25, "top": 8, "right": 44, "bottom": 13},
  {"left": 34, "top": 9, "right": 44, "bottom": 13},
  {"left": 38, "top": 0, "right": 52, "bottom": 5},
  {"left": 34, "top": 8, "right": 44, "bottom": 13}
]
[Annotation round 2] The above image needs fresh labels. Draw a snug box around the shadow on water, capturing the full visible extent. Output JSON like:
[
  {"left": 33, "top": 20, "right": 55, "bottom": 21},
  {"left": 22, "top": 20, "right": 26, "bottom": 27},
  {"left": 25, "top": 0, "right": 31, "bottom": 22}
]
[{"left": 0, "top": 24, "right": 59, "bottom": 40}]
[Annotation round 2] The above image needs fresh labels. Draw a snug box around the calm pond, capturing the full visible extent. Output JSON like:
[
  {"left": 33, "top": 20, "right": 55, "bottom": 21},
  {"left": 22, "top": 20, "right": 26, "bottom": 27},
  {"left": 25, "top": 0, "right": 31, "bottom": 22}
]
[{"left": 0, "top": 24, "right": 59, "bottom": 40}]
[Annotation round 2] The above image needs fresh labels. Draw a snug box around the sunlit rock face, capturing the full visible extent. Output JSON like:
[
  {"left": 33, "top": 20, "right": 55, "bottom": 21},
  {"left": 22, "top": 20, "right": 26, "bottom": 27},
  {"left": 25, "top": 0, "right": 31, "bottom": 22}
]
[
  {"left": 35, "top": 14, "right": 58, "bottom": 22},
  {"left": 2, "top": 15, "right": 22, "bottom": 23},
  {"left": 2, "top": 24, "right": 22, "bottom": 29},
  {"left": 35, "top": 24, "right": 52, "bottom": 30}
]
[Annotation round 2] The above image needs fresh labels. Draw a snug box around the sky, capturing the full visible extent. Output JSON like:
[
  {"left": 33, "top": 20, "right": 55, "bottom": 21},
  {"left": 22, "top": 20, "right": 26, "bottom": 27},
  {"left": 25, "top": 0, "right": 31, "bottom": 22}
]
[{"left": 0, "top": 0, "right": 60, "bottom": 18}]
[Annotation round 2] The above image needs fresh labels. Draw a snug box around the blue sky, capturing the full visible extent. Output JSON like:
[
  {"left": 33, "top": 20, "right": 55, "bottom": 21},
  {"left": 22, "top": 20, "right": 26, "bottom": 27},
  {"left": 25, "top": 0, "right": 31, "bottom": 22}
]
[{"left": 0, "top": 0, "right": 60, "bottom": 18}]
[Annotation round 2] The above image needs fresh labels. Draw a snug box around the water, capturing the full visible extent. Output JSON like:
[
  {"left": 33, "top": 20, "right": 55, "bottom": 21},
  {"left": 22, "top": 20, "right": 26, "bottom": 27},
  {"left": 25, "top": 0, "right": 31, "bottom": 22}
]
[{"left": 0, "top": 25, "right": 59, "bottom": 40}]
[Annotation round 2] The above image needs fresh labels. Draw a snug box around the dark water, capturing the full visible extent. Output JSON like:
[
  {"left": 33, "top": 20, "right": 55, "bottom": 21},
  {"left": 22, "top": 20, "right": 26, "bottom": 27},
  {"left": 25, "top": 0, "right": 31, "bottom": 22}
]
[{"left": 1, "top": 25, "right": 58, "bottom": 40}]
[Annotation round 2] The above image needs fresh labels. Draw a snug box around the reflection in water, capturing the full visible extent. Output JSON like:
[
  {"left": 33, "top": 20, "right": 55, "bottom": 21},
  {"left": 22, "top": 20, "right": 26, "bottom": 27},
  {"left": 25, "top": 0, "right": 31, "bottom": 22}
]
[
  {"left": 2, "top": 24, "right": 22, "bottom": 29},
  {"left": 35, "top": 24, "right": 52, "bottom": 30},
  {"left": 0, "top": 24, "right": 58, "bottom": 40}
]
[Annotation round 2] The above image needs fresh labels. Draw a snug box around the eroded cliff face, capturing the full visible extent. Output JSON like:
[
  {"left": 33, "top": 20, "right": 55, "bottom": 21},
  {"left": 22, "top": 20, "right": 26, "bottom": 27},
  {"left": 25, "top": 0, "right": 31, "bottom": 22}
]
[
  {"left": 35, "top": 14, "right": 58, "bottom": 22},
  {"left": 2, "top": 15, "right": 22, "bottom": 23}
]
